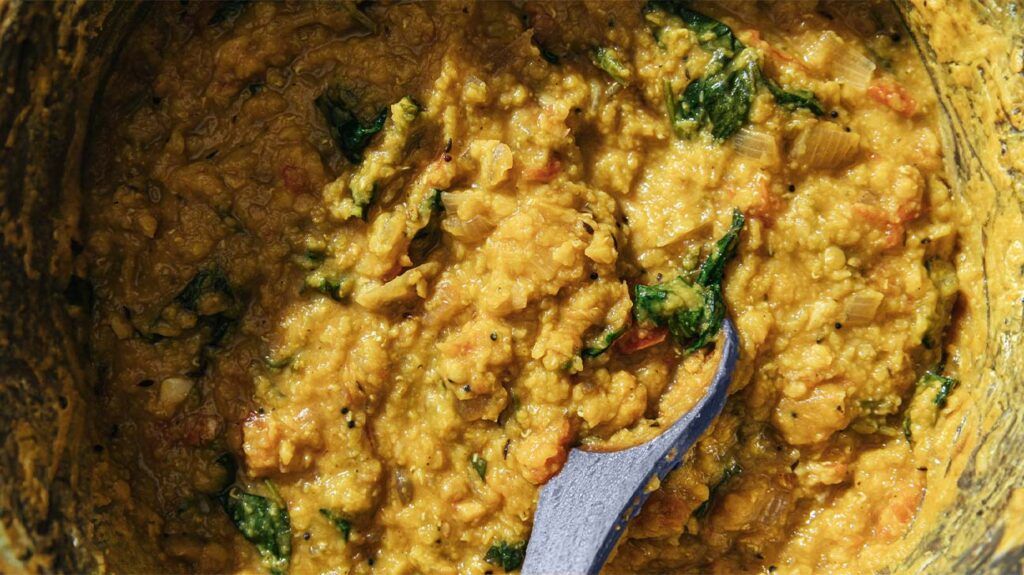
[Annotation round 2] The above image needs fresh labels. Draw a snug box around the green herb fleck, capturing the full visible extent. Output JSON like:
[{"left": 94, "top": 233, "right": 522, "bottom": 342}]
[
  {"left": 470, "top": 453, "right": 488, "bottom": 480},
  {"left": 304, "top": 274, "right": 353, "bottom": 302},
  {"left": 484, "top": 540, "right": 527, "bottom": 572},
  {"left": 294, "top": 249, "right": 326, "bottom": 271},
  {"left": 693, "top": 462, "right": 742, "bottom": 519},
  {"left": 919, "top": 370, "right": 959, "bottom": 408},
  {"left": 590, "top": 46, "right": 630, "bottom": 84},
  {"left": 765, "top": 79, "right": 825, "bottom": 115},
  {"left": 581, "top": 327, "right": 626, "bottom": 359},
  {"left": 329, "top": 96, "right": 421, "bottom": 220},
  {"left": 315, "top": 86, "right": 387, "bottom": 164},
  {"left": 319, "top": 509, "right": 352, "bottom": 542},
  {"left": 316, "top": 278, "right": 344, "bottom": 300},
  {"left": 561, "top": 357, "right": 578, "bottom": 372}
]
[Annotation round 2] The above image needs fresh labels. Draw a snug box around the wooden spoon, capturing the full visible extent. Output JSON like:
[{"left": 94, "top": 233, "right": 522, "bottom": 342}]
[{"left": 521, "top": 319, "right": 739, "bottom": 574}]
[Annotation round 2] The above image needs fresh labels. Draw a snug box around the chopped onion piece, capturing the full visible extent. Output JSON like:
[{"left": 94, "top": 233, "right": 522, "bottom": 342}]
[
  {"left": 395, "top": 468, "right": 414, "bottom": 504},
  {"left": 441, "top": 190, "right": 470, "bottom": 213},
  {"left": 833, "top": 46, "right": 876, "bottom": 90},
  {"left": 806, "top": 31, "right": 876, "bottom": 90},
  {"left": 443, "top": 215, "right": 493, "bottom": 242},
  {"left": 469, "top": 140, "right": 514, "bottom": 189},
  {"left": 733, "top": 127, "right": 778, "bottom": 162},
  {"left": 792, "top": 121, "right": 861, "bottom": 169},
  {"left": 158, "top": 377, "right": 194, "bottom": 414},
  {"left": 844, "top": 289, "right": 884, "bottom": 325}
]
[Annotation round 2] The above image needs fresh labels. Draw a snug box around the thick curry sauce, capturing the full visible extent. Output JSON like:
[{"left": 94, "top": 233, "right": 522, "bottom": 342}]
[{"left": 78, "top": 2, "right": 961, "bottom": 573}]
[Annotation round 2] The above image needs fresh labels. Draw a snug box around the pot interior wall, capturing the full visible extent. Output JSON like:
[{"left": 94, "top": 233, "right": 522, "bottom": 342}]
[{"left": 0, "top": 1, "right": 1021, "bottom": 572}]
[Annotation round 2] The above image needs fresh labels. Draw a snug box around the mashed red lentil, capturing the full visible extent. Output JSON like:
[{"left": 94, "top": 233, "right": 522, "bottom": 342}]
[{"left": 78, "top": 1, "right": 960, "bottom": 573}]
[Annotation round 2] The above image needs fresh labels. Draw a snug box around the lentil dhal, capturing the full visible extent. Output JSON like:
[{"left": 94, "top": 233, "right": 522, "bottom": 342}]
[{"left": 79, "top": 1, "right": 960, "bottom": 573}]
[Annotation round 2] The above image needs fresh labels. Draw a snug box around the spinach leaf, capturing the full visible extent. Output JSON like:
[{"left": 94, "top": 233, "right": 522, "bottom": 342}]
[
  {"left": 695, "top": 208, "right": 745, "bottom": 287},
  {"left": 693, "top": 462, "right": 742, "bottom": 519},
  {"left": 484, "top": 540, "right": 527, "bottom": 572},
  {"left": 327, "top": 96, "right": 421, "bottom": 220},
  {"left": 634, "top": 210, "right": 744, "bottom": 353},
  {"left": 315, "top": 86, "right": 387, "bottom": 164},
  {"left": 652, "top": 2, "right": 824, "bottom": 139},
  {"left": 678, "top": 51, "right": 759, "bottom": 140},
  {"left": 634, "top": 276, "right": 712, "bottom": 352},
  {"left": 222, "top": 488, "right": 291, "bottom": 575},
  {"left": 765, "top": 79, "right": 825, "bottom": 115},
  {"left": 319, "top": 508, "right": 352, "bottom": 542},
  {"left": 647, "top": 1, "right": 741, "bottom": 65}
]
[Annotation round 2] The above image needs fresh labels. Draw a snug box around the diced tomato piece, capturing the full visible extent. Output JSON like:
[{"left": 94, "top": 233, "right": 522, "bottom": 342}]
[
  {"left": 616, "top": 326, "right": 669, "bottom": 354},
  {"left": 746, "top": 174, "right": 783, "bottom": 223},
  {"left": 744, "top": 30, "right": 793, "bottom": 64},
  {"left": 868, "top": 82, "right": 917, "bottom": 118},
  {"left": 741, "top": 29, "right": 810, "bottom": 76},
  {"left": 853, "top": 203, "right": 905, "bottom": 249},
  {"left": 526, "top": 157, "right": 562, "bottom": 183}
]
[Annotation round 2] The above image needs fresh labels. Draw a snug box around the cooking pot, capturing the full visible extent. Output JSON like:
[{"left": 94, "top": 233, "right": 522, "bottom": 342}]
[{"left": 1, "top": 1, "right": 1021, "bottom": 572}]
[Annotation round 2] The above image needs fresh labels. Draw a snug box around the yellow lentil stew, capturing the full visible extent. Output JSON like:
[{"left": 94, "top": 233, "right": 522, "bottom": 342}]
[{"left": 77, "top": 1, "right": 961, "bottom": 573}]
